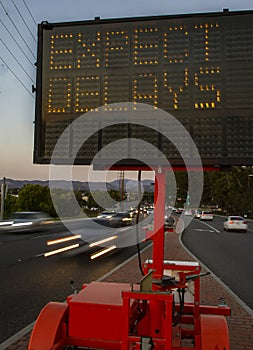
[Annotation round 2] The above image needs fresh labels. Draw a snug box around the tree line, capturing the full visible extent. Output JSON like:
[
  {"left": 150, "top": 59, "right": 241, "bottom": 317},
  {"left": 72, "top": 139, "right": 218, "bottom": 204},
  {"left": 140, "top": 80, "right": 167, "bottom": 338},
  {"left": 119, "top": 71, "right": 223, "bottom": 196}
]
[
  {"left": 2, "top": 184, "right": 123, "bottom": 219},
  {"left": 1, "top": 166, "right": 253, "bottom": 219},
  {"left": 175, "top": 166, "right": 253, "bottom": 217}
]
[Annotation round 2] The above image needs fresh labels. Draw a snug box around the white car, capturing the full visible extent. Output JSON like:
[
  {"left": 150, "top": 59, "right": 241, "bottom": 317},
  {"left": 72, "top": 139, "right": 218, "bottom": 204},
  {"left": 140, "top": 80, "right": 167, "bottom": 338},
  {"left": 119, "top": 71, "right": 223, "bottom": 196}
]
[
  {"left": 223, "top": 216, "right": 247, "bottom": 232},
  {"left": 199, "top": 211, "right": 213, "bottom": 221},
  {"left": 96, "top": 211, "right": 115, "bottom": 218},
  {"left": 2, "top": 212, "right": 53, "bottom": 232},
  {"left": 183, "top": 209, "right": 192, "bottom": 216}
]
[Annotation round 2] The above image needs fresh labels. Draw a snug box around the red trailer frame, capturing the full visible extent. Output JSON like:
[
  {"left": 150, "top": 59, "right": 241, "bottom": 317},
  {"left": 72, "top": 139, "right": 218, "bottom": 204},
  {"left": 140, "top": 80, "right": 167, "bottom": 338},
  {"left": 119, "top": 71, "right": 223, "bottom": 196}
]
[{"left": 28, "top": 169, "right": 230, "bottom": 350}]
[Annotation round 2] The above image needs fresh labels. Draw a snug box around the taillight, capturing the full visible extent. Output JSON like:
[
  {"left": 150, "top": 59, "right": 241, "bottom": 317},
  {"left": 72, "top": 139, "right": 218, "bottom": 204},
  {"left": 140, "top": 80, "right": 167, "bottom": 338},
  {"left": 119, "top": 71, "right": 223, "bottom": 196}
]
[
  {"left": 229, "top": 220, "right": 234, "bottom": 224},
  {"left": 243, "top": 221, "right": 247, "bottom": 224}
]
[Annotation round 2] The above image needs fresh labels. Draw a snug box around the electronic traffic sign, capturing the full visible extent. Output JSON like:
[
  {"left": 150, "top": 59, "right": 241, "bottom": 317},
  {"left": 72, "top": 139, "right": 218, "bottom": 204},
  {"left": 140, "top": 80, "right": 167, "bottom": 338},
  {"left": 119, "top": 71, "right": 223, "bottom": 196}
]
[{"left": 33, "top": 9, "right": 253, "bottom": 168}]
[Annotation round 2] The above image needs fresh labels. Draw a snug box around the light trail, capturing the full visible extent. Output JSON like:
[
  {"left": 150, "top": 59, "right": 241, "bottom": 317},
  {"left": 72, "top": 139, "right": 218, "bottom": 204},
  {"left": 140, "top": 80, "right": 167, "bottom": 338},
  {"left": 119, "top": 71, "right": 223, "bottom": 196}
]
[
  {"left": 0, "top": 221, "right": 14, "bottom": 226},
  {"left": 47, "top": 234, "right": 81, "bottom": 246},
  {"left": 89, "top": 235, "right": 118, "bottom": 248},
  {"left": 12, "top": 222, "right": 33, "bottom": 227},
  {"left": 90, "top": 245, "right": 117, "bottom": 260},
  {"left": 44, "top": 244, "right": 80, "bottom": 257}
]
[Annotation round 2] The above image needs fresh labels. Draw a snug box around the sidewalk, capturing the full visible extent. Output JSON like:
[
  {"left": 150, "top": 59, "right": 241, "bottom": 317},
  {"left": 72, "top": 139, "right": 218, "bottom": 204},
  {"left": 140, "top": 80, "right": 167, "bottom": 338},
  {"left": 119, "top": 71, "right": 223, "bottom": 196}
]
[{"left": 4, "top": 230, "right": 253, "bottom": 350}]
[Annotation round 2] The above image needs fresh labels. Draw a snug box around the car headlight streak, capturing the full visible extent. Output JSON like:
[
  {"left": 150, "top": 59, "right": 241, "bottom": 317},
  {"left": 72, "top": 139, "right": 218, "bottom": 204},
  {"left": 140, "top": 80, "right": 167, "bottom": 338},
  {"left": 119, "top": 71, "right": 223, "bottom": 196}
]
[
  {"left": 44, "top": 234, "right": 81, "bottom": 257},
  {"left": 0, "top": 221, "right": 14, "bottom": 226},
  {"left": 12, "top": 222, "right": 33, "bottom": 227},
  {"left": 43, "top": 234, "right": 118, "bottom": 259},
  {"left": 47, "top": 234, "right": 81, "bottom": 245},
  {"left": 44, "top": 244, "right": 80, "bottom": 257},
  {"left": 90, "top": 245, "right": 117, "bottom": 260},
  {"left": 89, "top": 235, "right": 118, "bottom": 248}
]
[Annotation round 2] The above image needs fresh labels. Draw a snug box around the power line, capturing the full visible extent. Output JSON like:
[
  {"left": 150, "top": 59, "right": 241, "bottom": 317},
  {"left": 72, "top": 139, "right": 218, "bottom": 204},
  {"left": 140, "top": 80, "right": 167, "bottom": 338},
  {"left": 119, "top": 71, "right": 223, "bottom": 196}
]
[
  {"left": 0, "top": 37, "right": 35, "bottom": 83},
  {"left": 10, "top": 0, "right": 37, "bottom": 43},
  {"left": 22, "top": 0, "right": 36, "bottom": 26},
  {"left": 0, "top": 54, "right": 35, "bottom": 98},
  {"left": 0, "top": 17, "right": 35, "bottom": 69},
  {"left": 0, "top": 0, "right": 36, "bottom": 59}
]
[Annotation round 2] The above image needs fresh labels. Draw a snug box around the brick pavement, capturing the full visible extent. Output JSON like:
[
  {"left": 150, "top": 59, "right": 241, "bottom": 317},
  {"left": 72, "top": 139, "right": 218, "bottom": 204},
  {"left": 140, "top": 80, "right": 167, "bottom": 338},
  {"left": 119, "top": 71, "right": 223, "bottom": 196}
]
[{"left": 4, "top": 230, "right": 253, "bottom": 350}]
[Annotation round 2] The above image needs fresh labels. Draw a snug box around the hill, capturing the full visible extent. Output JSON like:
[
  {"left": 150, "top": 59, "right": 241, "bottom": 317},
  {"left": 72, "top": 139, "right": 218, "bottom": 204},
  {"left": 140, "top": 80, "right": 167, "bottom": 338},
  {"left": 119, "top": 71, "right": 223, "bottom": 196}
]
[{"left": 0, "top": 178, "right": 154, "bottom": 192}]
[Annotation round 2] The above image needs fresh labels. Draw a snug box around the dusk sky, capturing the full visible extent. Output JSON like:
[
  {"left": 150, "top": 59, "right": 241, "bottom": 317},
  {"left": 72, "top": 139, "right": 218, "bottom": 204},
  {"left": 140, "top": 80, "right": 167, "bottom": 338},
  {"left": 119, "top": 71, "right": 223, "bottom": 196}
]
[{"left": 0, "top": 0, "right": 252, "bottom": 181}]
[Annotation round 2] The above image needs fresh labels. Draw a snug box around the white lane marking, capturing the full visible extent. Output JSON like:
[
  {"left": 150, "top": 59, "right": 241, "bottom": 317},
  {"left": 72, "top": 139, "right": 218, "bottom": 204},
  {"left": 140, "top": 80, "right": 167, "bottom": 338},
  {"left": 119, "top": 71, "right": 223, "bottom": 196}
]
[
  {"left": 197, "top": 220, "right": 220, "bottom": 233},
  {"left": 195, "top": 228, "right": 215, "bottom": 232},
  {"left": 31, "top": 233, "right": 61, "bottom": 240},
  {"left": 35, "top": 253, "right": 44, "bottom": 258}
]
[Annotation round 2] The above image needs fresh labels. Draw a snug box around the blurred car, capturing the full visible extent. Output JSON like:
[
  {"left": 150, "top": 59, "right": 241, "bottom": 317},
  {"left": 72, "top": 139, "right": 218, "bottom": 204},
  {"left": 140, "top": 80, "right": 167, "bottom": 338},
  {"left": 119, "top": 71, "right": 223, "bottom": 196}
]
[
  {"left": 223, "top": 216, "right": 247, "bottom": 232},
  {"left": 199, "top": 210, "right": 213, "bottom": 221},
  {"left": 106, "top": 212, "right": 133, "bottom": 227},
  {"left": 96, "top": 210, "right": 115, "bottom": 219},
  {"left": 93, "top": 212, "right": 133, "bottom": 227},
  {"left": 194, "top": 210, "right": 202, "bottom": 219},
  {"left": 183, "top": 209, "right": 193, "bottom": 216},
  {"left": 3, "top": 211, "right": 53, "bottom": 232},
  {"left": 147, "top": 208, "right": 154, "bottom": 215},
  {"left": 128, "top": 209, "right": 136, "bottom": 218},
  {"left": 164, "top": 215, "right": 175, "bottom": 228}
]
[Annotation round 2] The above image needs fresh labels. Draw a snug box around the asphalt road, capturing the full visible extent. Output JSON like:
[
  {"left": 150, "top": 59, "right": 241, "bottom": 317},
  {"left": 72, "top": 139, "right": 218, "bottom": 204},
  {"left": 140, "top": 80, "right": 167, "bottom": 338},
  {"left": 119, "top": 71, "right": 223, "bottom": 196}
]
[
  {"left": 181, "top": 214, "right": 253, "bottom": 311},
  {"left": 1, "top": 214, "right": 252, "bottom": 344},
  {"left": 0, "top": 220, "right": 147, "bottom": 343}
]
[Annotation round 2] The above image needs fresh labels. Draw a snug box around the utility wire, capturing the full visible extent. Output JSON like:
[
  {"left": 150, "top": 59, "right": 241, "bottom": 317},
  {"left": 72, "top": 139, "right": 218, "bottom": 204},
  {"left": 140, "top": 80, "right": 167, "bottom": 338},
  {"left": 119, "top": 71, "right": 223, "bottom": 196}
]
[
  {"left": 0, "top": 37, "right": 34, "bottom": 83},
  {"left": 0, "top": 0, "right": 36, "bottom": 59},
  {"left": 0, "top": 17, "right": 35, "bottom": 69},
  {"left": 0, "top": 54, "right": 35, "bottom": 98},
  {"left": 22, "top": 0, "right": 36, "bottom": 26},
  {"left": 10, "top": 0, "right": 37, "bottom": 43}
]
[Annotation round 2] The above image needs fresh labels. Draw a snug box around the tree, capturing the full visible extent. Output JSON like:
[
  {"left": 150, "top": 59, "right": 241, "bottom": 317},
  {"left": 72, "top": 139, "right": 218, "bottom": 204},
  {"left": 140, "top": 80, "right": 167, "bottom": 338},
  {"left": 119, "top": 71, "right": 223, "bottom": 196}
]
[
  {"left": 15, "top": 184, "right": 57, "bottom": 217},
  {"left": 203, "top": 166, "right": 253, "bottom": 216},
  {"left": 3, "top": 194, "right": 18, "bottom": 218},
  {"left": 50, "top": 188, "right": 84, "bottom": 218}
]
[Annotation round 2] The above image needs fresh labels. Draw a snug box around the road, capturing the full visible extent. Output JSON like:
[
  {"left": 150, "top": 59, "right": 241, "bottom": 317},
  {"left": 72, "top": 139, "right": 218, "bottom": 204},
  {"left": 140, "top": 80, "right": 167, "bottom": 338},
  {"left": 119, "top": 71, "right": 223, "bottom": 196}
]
[
  {"left": 181, "top": 214, "right": 253, "bottom": 311},
  {"left": 1, "top": 214, "right": 252, "bottom": 344},
  {"left": 0, "top": 219, "right": 148, "bottom": 343}
]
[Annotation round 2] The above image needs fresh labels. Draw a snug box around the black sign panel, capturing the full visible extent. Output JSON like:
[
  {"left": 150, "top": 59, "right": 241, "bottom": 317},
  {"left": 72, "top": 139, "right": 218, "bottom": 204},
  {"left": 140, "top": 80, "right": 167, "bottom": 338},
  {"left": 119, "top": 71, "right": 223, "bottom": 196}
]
[{"left": 34, "top": 10, "right": 253, "bottom": 167}]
